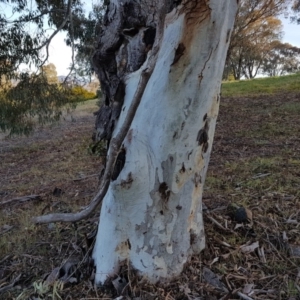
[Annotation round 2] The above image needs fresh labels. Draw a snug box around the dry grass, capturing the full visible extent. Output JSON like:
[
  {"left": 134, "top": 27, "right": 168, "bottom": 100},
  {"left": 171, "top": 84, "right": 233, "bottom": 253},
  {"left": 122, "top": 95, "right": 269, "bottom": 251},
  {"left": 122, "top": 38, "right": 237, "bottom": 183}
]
[{"left": 1, "top": 93, "right": 300, "bottom": 299}]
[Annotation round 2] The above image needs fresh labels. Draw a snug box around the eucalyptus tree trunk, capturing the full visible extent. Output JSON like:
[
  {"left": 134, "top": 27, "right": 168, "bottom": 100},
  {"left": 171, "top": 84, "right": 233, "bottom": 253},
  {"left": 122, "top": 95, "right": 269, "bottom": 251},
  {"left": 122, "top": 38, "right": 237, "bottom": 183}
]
[{"left": 92, "top": 0, "right": 237, "bottom": 285}]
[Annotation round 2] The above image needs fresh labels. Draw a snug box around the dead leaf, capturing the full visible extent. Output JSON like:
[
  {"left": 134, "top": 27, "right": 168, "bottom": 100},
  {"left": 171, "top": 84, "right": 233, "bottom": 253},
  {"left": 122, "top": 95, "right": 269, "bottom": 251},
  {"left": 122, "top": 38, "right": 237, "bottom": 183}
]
[
  {"left": 240, "top": 241, "right": 259, "bottom": 253},
  {"left": 257, "top": 246, "right": 266, "bottom": 263},
  {"left": 243, "top": 283, "right": 254, "bottom": 295},
  {"left": 289, "top": 244, "right": 300, "bottom": 257},
  {"left": 245, "top": 208, "right": 253, "bottom": 222},
  {"left": 202, "top": 267, "right": 228, "bottom": 293}
]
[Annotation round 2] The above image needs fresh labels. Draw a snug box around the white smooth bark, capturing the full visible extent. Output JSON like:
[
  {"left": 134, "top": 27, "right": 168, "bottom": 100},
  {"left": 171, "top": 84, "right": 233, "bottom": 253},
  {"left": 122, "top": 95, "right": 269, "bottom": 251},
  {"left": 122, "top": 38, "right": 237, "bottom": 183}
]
[{"left": 93, "top": 0, "right": 237, "bottom": 284}]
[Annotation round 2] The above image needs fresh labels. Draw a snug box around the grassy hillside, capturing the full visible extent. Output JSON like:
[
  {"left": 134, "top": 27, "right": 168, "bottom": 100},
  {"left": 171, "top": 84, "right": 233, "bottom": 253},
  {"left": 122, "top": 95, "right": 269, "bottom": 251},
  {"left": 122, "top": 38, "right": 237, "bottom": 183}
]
[{"left": 221, "top": 73, "right": 300, "bottom": 97}]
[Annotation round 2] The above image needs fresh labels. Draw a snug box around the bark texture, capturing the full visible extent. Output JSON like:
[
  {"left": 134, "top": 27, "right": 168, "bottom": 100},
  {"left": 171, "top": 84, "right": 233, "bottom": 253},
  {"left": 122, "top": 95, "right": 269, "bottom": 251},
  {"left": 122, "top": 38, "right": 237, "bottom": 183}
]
[{"left": 92, "top": 0, "right": 237, "bottom": 284}]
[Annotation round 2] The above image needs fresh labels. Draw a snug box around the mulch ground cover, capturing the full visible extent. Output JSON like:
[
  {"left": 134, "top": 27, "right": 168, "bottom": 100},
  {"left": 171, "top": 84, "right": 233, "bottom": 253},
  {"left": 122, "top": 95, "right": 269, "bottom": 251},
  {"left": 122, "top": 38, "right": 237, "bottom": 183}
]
[{"left": 0, "top": 93, "right": 300, "bottom": 299}]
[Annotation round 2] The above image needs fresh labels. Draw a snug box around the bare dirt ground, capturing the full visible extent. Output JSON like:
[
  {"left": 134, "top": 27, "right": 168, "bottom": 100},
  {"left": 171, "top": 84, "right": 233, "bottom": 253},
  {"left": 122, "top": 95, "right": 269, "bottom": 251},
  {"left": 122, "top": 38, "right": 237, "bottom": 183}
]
[{"left": 0, "top": 94, "right": 300, "bottom": 299}]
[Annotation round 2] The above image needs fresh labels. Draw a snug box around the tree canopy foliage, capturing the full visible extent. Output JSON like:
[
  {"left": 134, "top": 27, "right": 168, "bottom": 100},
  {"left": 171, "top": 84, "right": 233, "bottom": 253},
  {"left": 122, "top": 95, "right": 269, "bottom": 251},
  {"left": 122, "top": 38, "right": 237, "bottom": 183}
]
[
  {"left": 0, "top": 0, "right": 103, "bottom": 135},
  {"left": 291, "top": 0, "right": 300, "bottom": 22},
  {"left": 225, "top": 0, "right": 300, "bottom": 80},
  {"left": 41, "top": 63, "right": 59, "bottom": 84}
]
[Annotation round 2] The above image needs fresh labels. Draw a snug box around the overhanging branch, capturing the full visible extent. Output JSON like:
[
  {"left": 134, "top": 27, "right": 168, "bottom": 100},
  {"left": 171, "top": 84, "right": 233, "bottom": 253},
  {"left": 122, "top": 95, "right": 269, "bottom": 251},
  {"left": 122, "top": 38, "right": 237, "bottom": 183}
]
[{"left": 36, "top": 0, "right": 73, "bottom": 66}]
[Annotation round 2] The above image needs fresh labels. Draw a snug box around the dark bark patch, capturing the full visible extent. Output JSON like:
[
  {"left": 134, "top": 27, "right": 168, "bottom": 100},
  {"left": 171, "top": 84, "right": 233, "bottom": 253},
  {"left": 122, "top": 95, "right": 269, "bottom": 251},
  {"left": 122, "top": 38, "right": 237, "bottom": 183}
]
[
  {"left": 226, "top": 29, "right": 231, "bottom": 43},
  {"left": 94, "top": 105, "right": 112, "bottom": 142},
  {"left": 127, "top": 239, "right": 131, "bottom": 250},
  {"left": 120, "top": 172, "right": 133, "bottom": 189},
  {"left": 173, "top": 131, "right": 178, "bottom": 139},
  {"left": 194, "top": 172, "right": 202, "bottom": 187},
  {"left": 114, "top": 80, "right": 125, "bottom": 108},
  {"left": 111, "top": 148, "right": 126, "bottom": 181},
  {"left": 176, "top": 205, "right": 182, "bottom": 210},
  {"left": 197, "top": 120, "right": 210, "bottom": 153},
  {"left": 167, "top": 0, "right": 183, "bottom": 12},
  {"left": 123, "top": 27, "right": 139, "bottom": 37},
  {"left": 203, "top": 142, "right": 209, "bottom": 153},
  {"left": 190, "top": 230, "right": 197, "bottom": 246},
  {"left": 171, "top": 43, "right": 186, "bottom": 66},
  {"left": 203, "top": 113, "right": 207, "bottom": 121},
  {"left": 143, "top": 27, "right": 156, "bottom": 49},
  {"left": 123, "top": 2, "right": 146, "bottom": 28},
  {"left": 94, "top": 80, "right": 125, "bottom": 143},
  {"left": 127, "top": 129, "right": 133, "bottom": 143},
  {"left": 183, "top": 0, "right": 211, "bottom": 24},
  {"left": 196, "top": 128, "right": 208, "bottom": 146},
  {"left": 180, "top": 162, "right": 186, "bottom": 173},
  {"left": 159, "top": 182, "right": 171, "bottom": 202}
]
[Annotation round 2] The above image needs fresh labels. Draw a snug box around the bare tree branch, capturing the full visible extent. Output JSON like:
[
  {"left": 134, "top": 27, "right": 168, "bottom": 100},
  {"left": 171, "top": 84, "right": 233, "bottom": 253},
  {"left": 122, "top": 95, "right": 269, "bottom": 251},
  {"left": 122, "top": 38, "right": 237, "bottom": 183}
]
[
  {"left": 2, "top": 9, "right": 67, "bottom": 24},
  {"left": 63, "top": 5, "right": 76, "bottom": 84},
  {"left": 37, "top": 0, "right": 73, "bottom": 66}
]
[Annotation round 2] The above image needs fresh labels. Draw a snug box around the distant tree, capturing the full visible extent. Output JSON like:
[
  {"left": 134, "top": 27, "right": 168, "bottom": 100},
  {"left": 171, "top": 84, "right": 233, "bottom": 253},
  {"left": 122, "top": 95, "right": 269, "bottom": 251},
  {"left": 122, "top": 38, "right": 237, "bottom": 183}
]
[
  {"left": 227, "top": 16, "right": 283, "bottom": 79},
  {"left": 41, "top": 63, "right": 59, "bottom": 84},
  {"left": 224, "top": 0, "right": 288, "bottom": 80},
  {"left": 262, "top": 41, "right": 300, "bottom": 76},
  {"left": 0, "top": 73, "right": 76, "bottom": 135},
  {"left": 291, "top": 0, "right": 300, "bottom": 23},
  {"left": 69, "top": 85, "right": 96, "bottom": 101}
]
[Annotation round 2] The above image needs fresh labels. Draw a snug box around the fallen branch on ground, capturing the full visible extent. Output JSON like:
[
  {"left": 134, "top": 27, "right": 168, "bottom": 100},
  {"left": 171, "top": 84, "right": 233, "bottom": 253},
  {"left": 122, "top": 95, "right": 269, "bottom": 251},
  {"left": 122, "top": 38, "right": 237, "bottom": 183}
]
[{"left": 0, "top": 195, "right": 41, "bottom": 207}]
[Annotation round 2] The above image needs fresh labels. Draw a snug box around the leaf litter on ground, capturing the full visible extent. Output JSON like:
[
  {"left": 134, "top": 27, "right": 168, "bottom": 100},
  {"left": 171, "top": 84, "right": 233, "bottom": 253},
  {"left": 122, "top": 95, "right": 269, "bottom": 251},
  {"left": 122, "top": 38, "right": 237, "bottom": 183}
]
[{"left": 1, "top": 94, "right": 300, "bottom": 299}]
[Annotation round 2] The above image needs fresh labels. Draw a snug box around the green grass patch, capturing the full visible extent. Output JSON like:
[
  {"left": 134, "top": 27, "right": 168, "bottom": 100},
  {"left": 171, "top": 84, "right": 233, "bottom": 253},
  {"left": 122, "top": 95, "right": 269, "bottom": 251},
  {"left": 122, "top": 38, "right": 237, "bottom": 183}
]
[{"left": 221, "top": 73, "right": 300, "bottom": 97}]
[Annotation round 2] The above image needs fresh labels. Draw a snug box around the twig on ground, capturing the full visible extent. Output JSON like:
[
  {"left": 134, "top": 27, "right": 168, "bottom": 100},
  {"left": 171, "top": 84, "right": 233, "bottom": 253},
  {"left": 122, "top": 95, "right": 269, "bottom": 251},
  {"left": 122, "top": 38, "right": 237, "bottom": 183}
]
[
  {"left": 0, "top": 225, "right": 13, "bottom": 235},
  {"left": 73, "top": 174, "right": 99, "bottom": 181},
  {"left": 252, "top": 173, "right": 271, "bottom": 179},
  {"left": 236, "top": 291, "right": 254, "bottom": 300},
  {"left": 206, "top": 215, "right": 236, "bottom": 234},
  {"left": 0, "top": 274, "right": 22, "bottom": 293},
  {"left": 0, "top": 195, "right": 41, "bottom": 207}
]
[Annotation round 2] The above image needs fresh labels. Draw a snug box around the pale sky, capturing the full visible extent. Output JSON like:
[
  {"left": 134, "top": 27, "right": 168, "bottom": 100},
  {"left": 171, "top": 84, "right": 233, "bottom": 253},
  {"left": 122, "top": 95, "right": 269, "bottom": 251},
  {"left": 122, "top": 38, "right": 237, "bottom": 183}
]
[
  {"left": 280, "top": 17, "right": 300, "bottom": 47},
  {"left": 48, "top": 32, "right": 73, "bottom": 76},
  {"left": 48, "top": 16, "right": 300, "bottom": 76}
]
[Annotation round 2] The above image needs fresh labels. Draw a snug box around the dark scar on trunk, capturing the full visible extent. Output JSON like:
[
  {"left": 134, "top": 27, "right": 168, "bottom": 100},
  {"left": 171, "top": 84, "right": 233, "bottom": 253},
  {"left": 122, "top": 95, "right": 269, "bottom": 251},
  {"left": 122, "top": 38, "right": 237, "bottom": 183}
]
[
  {"left": 196, "top": 128, "right": 208, "bottom": 146},
  {"left": 143, "top": 27, "right": 156, "bottom": 49},
  {"left": 171, "top": 43, "right": 186, "bottom": 66},
  {"left": 127, "top": 239, "right": 131, "bottom": 250},
  {"left": 111, "top": 148, "right": 126, "bottom": 181},
  {"left": 180, "top": 162, "right": 186, "bottom": 173},
  {"left": 159, "top": 182, "right": 171, "bottom": 202}
]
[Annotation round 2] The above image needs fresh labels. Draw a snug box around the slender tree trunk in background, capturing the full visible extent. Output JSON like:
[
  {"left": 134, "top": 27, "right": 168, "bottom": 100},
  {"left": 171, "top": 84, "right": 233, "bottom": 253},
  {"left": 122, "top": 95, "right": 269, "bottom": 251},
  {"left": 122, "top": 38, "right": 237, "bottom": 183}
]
[{"left": 92, "top": 0, "right": 238, "bottom": 285}]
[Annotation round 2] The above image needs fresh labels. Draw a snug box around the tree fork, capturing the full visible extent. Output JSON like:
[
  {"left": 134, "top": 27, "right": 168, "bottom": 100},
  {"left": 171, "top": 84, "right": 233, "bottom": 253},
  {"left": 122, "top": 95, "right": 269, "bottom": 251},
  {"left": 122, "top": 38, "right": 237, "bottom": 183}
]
[{"left": 32, "top": 1, "right": 166, "bottom": 224}]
